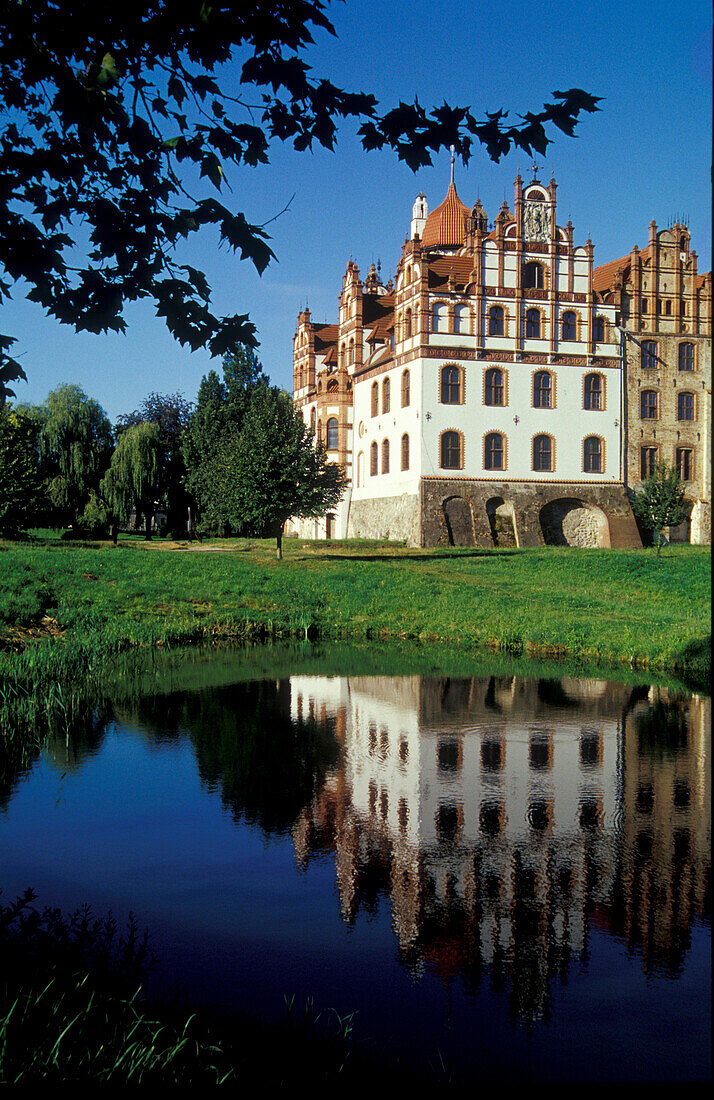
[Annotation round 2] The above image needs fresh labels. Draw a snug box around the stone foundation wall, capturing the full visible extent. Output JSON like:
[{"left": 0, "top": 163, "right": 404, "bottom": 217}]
[
  {"left": 347, "top": 494, "right": 422, "bottom": 545},
  {"left": 420, "top": 480, "right": 642, "bottom": 549}
]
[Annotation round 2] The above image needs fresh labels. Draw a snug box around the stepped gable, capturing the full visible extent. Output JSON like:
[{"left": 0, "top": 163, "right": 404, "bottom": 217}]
[{"left": 421, "top": 181, "right": 471, "bottom": 250}]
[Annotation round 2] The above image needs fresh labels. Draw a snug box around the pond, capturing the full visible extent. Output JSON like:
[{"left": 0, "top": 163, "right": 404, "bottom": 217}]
[{"left": 0, "top": 647, "right": 710, "bottom": 1081}]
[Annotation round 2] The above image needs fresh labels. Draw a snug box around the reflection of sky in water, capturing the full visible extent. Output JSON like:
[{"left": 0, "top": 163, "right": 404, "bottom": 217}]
[{"left": 0, "top": 673, "right": 710, "bottom": 1081}]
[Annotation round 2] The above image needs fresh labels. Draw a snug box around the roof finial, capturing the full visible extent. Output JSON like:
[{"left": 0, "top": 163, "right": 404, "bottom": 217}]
[{"left": 450, "top": 145, "right": 455, "bottom": 186}]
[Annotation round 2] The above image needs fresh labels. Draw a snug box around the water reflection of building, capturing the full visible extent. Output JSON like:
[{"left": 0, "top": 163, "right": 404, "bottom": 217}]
[{"left": 290, "top": 675, "right": 710, "bottom": 1022}]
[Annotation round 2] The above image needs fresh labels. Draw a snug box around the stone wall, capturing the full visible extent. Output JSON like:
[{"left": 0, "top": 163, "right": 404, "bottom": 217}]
[
  {"left": 347, "top": 493, "right": 422, "bottom": 545},
  {"left": 420, "top": 479, "right": 642, "bottom": 549}
]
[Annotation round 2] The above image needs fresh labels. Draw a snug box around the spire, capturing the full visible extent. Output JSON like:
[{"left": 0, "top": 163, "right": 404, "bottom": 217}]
[{"left": 450, "top": 144, "right": 455, "bottom": 186}]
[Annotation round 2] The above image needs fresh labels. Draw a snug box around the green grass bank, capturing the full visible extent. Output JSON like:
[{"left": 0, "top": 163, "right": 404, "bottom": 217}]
[{"left": 0, "top": 534, "right": 710, "bottom": 686}]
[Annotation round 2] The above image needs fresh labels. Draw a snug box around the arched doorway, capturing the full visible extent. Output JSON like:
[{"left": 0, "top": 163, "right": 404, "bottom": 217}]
[
  {"left": 443, "top": 496, "right": 474, "bottom": 546},
  {"left": 486, "top": 497, "right": 518, "bottom": 547},
  {"left": 539, "top": 498, "right": 610, "bottom": 547}
]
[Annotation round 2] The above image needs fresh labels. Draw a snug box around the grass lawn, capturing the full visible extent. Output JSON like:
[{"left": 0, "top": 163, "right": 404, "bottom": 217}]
[{"left": 0, "top": 533, "right": 710, "bottom": 684}]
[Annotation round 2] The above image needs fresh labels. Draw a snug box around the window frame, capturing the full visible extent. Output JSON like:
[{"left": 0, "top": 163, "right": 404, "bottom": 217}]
[
  {"left": 440, "top": 430, "right": 462, "bottom": 470},
  {"left": 561, "top": 310, "right": 576, "bottom": 341},
  {"left": 401, "top": 433, "right": 409, "bottom": 471},
  {"left": 641, "top": 340, "right": 657, "bottom": 370},
  {"left": 678, "top": 342, "right": 695, "bottom": 372},
  {"left": 584, "top": 372, "right": 603, "bottom": 411},
  {"left": 677, "top": 391, "right": 695, "bottom": 421},
  {"left": 484, "top": 367, "right": 505, "bottom": 407},
  {"left": 532, "top": 433, "right": 553, "bottom": 472},
  {"left": 533, "top": 370, "right": 553, "bottom": 409},
  {"left": 525, "top": 307, "right": 541, "bottom": 339},
  {"left": 583, "top": 435, "right": 603, "bottom": 473},
  {"left": 488, "top": 305, "right": 504, "bottom": 336},
  {"left": 523, "top": 261, "right": 544, "bottom": 289},
  {"left": 325, "top": 417, "right": 339, "bottom": 451},
  {"left": 484, "top": 431, "right": 505, "bottom": 471},
  {"left": 640, "top": 388, "right": 659, "bottom": 420},
  {"left": 401, "top": 369, "right": 410, "bottom": 408},
  {"left": 440, "top": 365, "right": 462, "bottom": 405}
]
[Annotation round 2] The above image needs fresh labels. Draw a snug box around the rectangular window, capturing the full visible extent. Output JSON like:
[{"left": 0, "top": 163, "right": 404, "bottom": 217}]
[
  {"left": 641, "top": 298, "right": 648, "bottom": 314},
  {"left": 640, "top": 446, "right": 657, "bottom": 480},
  {"left": 676, "top": 448, "right": 693, "bottom": 481}
]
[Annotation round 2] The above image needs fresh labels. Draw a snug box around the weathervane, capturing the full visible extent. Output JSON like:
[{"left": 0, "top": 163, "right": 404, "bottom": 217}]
[
  {"left": 450, "top": 145, "right": 455, "bottom": 186},
  {"left": 530, "top": 159, "right": 539, "bottom": 181}
]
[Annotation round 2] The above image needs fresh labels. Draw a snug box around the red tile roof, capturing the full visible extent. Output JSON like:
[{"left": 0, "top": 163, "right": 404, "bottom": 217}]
[{"left": 421, "top": 182, "right": 471, "bottom": 250}]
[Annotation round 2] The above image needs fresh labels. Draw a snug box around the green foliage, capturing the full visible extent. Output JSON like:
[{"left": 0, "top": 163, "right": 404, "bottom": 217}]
[
  {"left": 0, "top": 0, "right": 600, "bottom": 400},
  {"left": 630, "top": 462, "right": 689, "bottom": 555},
  {"left": 183, "top": 346, "right": 268, "bottom": 535},
  {"left": 101, "top": 422, "right": 162, "bottom": 536},
  {"left": 233, "top": 387, "right": 347, "bottom": 555},
  {"left": 116, "top": 391, "right": 193, "bottom": 535},
  {"left": 30, "top": 384, "right": 114, "bottom": 527},
  {"left": 0, "top": 406, "right": 45, "bottom": 535}
]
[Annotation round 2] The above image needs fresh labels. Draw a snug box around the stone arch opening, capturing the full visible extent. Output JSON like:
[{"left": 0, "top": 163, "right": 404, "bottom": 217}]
[
  {"left": 443, "top": 496, "right": 474, "bottom": 547},
  {"left": 485, "top": 496, "right": 518, "bottom": 548},
  {"left": 539, "top": 498, "right": 610, "bottom": 547}
]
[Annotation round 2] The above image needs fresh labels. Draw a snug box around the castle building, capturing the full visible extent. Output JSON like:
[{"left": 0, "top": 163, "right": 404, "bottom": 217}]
[
  {"left": 290, "top": 167, "right": 711, "bottom": 547},
  {"left": 593, "top": 225, "right": 711, "bottom": 544}
]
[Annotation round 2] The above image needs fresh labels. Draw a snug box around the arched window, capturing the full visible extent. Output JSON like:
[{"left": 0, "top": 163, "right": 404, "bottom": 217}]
[
  {"left": 454, "top": 304, "right": 469, "bottom": 334},
  {"left": 382, "top": 438, "right": 390, "bottom": 474},
  {"left": 401, "top": 369, "right": 410, "bottom": 408},
  {"left": 317, "top": 419, "right": 322, "bottom": 444},
  {"left": 484, "top": 432, "right": 504, "bottom": 470},
  {"left": 357, "top": 451, "right": 364, "bottom": 488},
  {"left": 339, "top": 344, "right": 345, "bottom": 369},
  {"left": 488, "top": 306, "right": 504, "bottom": 336},
  {"left": 326, "top": 417, "right": 339, "bottom": 450},
  {"left": 525, "top": 308, "right": 541, "bottom": 338},
  {"left": 440, "top": 431, "right": 461, "bottom": 470},
  {"left": 593, "top": 315, "right": 605, "bottom": 342},
  {"left": 678, "top": 342, "right": 694, "bottom": 371},
  {"left": 432, "top": 302, "right": 445, "bottom": 333},
  {"left": 533, "top": 370, "right": 552, "bottom": 408},
  {"left": 523, "top": 262, "right": 544, "bottom": 289},
  {"left": 485, "top": 368, "right": 504, "bottom": 406},
  {"left": 641, "top": 340, "right": 657, "bottom": 369},
  {"left": 440, "top": 366, "right": 461, "bottom": 404},
  {"left": 401, "top": 433, "right": 410, "bottom": 471},
  {"left": 562, "top": 311, "right": 576, "bottom": 340},
  {"left": 533, "top": 434, "right": 552, "bottom": 471},
  {"left": 584, "top": 373, "right": 602, "bottom": 410},
  {"left": 327, "top": 377, "right": 338, "bottom": 393},
  {"left": 404, "top": 308, "right": 412, "bottom": 338},
  {"left": 371, "top": 381, "right": 379, "bottom": 417},
  {"left": 310, "top": 408, "right": 316, "bottom": 433},
  {"left": 640, "top": 390, "right": 658, "bottom": 420},
  {"left": 677, "top": 391, "right": 695, "bottom": 421},
  {"left": 348, "top": 338, "right": 355, "bottom": 366},
  {"left": 382, "top": 377, "right": 390, "bottom": 414},
  {"left": 583, "top": 436, "right": 602, "bottom": 473},
  {"left": 370, "top": 442, "right": 378, "bottom": 476}
]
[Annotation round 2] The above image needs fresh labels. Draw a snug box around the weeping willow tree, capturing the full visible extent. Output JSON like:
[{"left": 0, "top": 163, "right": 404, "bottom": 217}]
[
  {"left": 101, "top": 422, "right": 162, "bottom": 540},
  {"left": 33, "top": 384, "right": 113, "bottom": 527}
]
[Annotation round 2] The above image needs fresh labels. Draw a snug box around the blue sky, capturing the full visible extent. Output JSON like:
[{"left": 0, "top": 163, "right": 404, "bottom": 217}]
[{"left": 4, "top": 0, "right": 711, "bottom": 422}]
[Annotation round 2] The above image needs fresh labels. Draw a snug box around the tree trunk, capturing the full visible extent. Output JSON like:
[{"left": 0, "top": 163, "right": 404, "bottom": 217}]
[
  {"left": 276, "top": 529, "right": 282, "bottom": 561},
  {"left": 145, "top": 505, "right": 153, "bottom": 541},
  {"left": 111, "top": 523, "right": 118, "bottom": 545}
]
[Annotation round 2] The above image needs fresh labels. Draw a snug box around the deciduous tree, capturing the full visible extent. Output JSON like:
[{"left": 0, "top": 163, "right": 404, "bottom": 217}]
[
  {"left": 117, "top": 391, "right": 193, "bottom": 534},
  {"left": 0, "top": 0, "right": 600, "bottom": 400},
  {"left": 233, "top": 386, "right": 345, "bottom": 558},
  {"left": 183, "top": 345, "right": 267, "bottom": 534},
  {"left": 630, "top": 462, "right": 688, "bottom": 556},
  {"left": 100, "top": 421, "right": 162, "bottom": 539},
  {"left": 0, "top": 405, "right": 45, "bottom": 535},
  {"left": 30, "top": 384, "right": 114, "bottom": 528}
]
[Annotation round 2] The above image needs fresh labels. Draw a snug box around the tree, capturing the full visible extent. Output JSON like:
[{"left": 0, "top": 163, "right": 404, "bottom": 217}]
[
  {"left": 0, "top": 0, "right": 601, "bottom": 400},
  {"left": 29, "top": 384, "right": 114, "bottom": 528},
  {"left": 100, "top": 421, "right": 162, "bottom": 539},
  {"left": 116, "top": 391, "right": 193, "bottom": 534},
  {"left": 232, "top": 386, "right": 345, "bottom": 558},
  {"left": 630, "top": 462, "right": 688, "bottom": 556},
  {"left": 0, "top": 405, "right": 45, "bottom": 535},
  {"left": 183, "top": 344, "right": 268, "bottom": 534}
]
